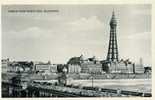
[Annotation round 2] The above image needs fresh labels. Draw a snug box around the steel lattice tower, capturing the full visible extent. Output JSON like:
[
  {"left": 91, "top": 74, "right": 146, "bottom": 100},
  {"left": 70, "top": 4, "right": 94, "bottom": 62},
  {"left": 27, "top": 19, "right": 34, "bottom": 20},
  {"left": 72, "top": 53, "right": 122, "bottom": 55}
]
[{"left": 107, "top": 11, "right": 119, "bottom": 62}]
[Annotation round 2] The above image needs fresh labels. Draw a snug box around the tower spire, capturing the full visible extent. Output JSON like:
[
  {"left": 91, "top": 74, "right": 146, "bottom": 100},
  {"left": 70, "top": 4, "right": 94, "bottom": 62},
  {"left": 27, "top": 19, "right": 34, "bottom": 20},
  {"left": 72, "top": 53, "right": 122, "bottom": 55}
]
[
  {"left": 107, "top": 11, "right": 119, "bottom": 62},
  {"left": 112, "top": 10, "right": 116, "bottom": 20},
  {"left": 112, "top": 10, "right": 115, "bottom": 17}
]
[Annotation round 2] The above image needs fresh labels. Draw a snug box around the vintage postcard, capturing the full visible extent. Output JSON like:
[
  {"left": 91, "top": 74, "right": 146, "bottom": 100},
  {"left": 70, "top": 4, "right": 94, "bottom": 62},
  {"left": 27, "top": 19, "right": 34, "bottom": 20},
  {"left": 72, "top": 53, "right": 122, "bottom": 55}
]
[{"left": 1, "top": 3, "right": 152, "bottom": 99}]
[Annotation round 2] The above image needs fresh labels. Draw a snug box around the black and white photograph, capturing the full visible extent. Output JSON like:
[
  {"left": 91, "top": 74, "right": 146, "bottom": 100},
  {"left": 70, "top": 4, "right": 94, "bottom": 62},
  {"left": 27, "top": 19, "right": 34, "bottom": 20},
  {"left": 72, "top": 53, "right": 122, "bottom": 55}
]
[{"left": 1, "top": 4, "right": 152, "bottom": 98}]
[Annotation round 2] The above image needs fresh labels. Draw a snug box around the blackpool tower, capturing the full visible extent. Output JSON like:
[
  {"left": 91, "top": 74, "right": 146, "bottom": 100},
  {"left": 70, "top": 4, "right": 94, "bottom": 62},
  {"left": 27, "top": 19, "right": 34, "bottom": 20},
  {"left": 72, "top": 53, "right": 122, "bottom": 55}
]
[{"left": 107, "top": 11, "right": 119, "bottom": 62}]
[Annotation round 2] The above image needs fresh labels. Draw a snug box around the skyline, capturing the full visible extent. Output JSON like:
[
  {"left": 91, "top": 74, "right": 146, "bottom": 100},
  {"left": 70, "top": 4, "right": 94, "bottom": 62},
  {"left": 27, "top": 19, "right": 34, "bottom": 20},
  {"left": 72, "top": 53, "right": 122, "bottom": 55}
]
[{"left": 2, "top": 5, "right": 151, "bottom": 66}]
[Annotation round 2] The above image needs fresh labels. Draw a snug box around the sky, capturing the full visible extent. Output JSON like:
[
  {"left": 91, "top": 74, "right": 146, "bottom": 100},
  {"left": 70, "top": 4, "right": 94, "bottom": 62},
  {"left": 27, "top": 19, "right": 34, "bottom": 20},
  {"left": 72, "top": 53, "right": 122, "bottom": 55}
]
[{"left": 2, "top": 5, "right": 151, "bottom": 66}]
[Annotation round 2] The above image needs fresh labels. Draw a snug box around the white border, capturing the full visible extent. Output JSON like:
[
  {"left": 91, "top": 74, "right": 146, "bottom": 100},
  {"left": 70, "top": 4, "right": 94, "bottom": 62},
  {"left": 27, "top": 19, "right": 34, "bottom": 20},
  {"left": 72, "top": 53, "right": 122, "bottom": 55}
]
[{"left": 0, "top": 0, "right": 154, "bottom": 100}]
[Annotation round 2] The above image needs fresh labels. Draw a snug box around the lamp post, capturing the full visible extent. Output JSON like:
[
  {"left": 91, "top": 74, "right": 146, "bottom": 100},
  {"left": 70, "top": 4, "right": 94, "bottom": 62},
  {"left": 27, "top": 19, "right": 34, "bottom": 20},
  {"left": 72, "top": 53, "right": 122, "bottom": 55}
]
[
  {"left": 92, "top": 76, "right": 94, "bottom": 88},
  {"left": 63, "top": 67, "right": 67, "bottom": 86},
  {"left": 90, "top": 73, "right": 94, "bottom": 88}
]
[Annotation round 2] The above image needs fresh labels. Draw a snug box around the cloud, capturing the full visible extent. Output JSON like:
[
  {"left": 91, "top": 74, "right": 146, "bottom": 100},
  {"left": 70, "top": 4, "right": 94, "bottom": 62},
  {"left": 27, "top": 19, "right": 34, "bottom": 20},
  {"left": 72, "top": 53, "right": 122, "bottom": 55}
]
[
  {"left": 62, "top": 16, "right": 108, "bottom": 45},
  {"left": 5, "top": 16, "right": 106, "bottom": 40},
  {"left": 5, "top": 27, "right": 54, "bottom": 39},
  {"left": 68, "top": 16, "right": 105, "bottom": 31},
  {"left": 126, "top": 32, "right": 151, "bottom": 40}
]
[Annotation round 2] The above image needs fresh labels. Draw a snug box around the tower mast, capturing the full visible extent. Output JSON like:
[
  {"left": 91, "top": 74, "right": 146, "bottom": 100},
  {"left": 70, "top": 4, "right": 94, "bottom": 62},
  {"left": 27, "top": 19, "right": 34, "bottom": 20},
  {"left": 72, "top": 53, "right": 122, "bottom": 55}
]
[{"left": 107, "top": 11, "right": 119, "bottom": 62}]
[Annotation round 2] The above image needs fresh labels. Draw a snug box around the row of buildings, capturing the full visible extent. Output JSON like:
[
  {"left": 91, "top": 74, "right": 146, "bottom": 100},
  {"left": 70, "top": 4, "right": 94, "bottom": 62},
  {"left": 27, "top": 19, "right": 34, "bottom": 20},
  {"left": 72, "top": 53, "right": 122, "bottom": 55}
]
[
  {"left": 67, "top": 54, "right": 148, "bottom": 74},
  {"left": 67, "top": 55, "right": 102, "bottom": 74},
  {"left": 2, "top": 56, "right": 148, "bottom": 75},
  {"left": 2, "top": 58, "right": 57, "bottom": 75}
]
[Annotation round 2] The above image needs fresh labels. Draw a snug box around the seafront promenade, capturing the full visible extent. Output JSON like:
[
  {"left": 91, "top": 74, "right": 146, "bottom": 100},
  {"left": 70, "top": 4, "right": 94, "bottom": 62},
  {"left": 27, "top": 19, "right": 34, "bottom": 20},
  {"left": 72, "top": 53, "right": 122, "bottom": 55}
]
[
  {"left": 34, "top": 79, "right": 151, "bottom": 93},
  {"left": 2, "top": 80, "right": 151, "bottom": 97},
  {"left": 67, "top": 79, "right": 151, "bottom": 93},
  {"left": 2, "top": 72, "right": 151, "bottom": 97}
]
